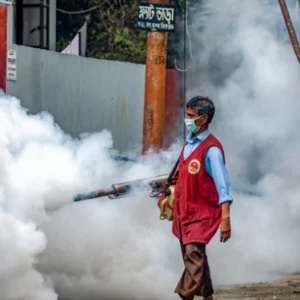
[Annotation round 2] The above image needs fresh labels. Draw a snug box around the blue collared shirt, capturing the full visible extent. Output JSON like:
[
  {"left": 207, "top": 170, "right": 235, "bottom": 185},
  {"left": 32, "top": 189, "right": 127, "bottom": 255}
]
[{"left": 183, "top": 129, "right": 233, "bottom": 205}]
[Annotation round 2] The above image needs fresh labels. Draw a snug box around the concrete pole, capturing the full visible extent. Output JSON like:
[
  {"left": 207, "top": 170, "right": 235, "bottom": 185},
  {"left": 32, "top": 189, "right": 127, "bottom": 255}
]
[
  {"left": 0, "top": 4, "right": 7, "bottom": 92},
  {"left": 142, "top": 0, "right": 169, "bottom": 154}
]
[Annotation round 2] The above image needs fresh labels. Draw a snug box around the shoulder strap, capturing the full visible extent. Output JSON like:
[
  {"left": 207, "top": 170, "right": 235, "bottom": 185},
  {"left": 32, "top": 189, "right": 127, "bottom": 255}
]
[{"left": 167, "top": 142, "right": 187, "bottom": 183}]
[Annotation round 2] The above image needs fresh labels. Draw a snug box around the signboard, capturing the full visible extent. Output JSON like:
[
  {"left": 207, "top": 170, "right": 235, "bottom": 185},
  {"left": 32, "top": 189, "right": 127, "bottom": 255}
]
[
  {"left": 137, "top": 3, "right": 176, "bottom": 32},
  {"left": 0, "top": 0, "right": 12, "bottom": 4},
  {"left": 7, "top": 49, "right": 17, "bottom": 81}
]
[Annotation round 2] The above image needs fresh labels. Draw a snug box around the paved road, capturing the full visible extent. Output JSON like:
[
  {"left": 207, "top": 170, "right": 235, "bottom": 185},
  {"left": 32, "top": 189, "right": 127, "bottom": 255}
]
[{"left": 214, "top": 275, "right": 300, "bottom": 300}]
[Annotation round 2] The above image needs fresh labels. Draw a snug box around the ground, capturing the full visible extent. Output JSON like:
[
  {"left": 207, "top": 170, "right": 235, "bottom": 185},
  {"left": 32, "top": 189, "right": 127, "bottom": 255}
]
[
  {"left": 214, "top": 275, "right": 300, "bottom": 300},
  {"left": 57, "top": 275, "right": 300, "bottom": 300}
]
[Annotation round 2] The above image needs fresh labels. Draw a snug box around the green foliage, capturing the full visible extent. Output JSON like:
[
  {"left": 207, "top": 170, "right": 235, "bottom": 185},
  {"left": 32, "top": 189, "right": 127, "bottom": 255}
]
[
  {"left": 87, "top": 1, "right": 147, "bottom": 63},
  {"left": 56, "top": 0, "right": 147, "bottom": 63}
]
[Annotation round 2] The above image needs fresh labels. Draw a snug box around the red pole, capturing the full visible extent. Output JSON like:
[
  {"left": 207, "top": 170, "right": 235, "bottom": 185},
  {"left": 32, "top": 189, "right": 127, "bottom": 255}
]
[
  {"left": 0, "top": 4, "right": 7, "bottom": 92},
  {"left": 142, "top": 0, "right": 169, "bottom": 154}
]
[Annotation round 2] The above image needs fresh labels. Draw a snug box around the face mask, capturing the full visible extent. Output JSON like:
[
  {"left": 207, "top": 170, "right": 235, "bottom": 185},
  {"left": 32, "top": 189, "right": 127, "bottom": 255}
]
[{"left": 184, "top": 116, "right": 202, "bottom": 133}]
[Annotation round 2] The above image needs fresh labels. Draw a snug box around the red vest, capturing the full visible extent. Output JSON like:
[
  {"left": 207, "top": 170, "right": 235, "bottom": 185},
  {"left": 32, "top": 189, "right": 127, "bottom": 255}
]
[{"left": 172, "top": 133, "right": 225, "bottom": 245}]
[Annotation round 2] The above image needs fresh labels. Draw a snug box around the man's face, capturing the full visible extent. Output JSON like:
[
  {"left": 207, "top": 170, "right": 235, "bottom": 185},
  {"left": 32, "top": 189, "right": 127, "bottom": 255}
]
[{"left": 185, "top": 107, "right": 208, "bottom": 127}]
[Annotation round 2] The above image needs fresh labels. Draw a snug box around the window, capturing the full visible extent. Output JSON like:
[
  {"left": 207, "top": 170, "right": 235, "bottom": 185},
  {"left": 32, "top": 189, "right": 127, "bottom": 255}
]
[{"left": 16, "top": 0, "right": 50, "bottom": 49}]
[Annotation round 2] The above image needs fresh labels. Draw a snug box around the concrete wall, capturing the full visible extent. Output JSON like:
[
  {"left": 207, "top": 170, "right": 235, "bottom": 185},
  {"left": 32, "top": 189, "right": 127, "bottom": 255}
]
[{"left": 6, "top": 45, "right": 146, "bottom": 153}]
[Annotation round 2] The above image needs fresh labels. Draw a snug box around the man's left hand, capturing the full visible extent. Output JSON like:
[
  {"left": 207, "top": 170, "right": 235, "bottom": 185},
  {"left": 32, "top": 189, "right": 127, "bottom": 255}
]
[{"left": 220, "top": 216, "right": 231, "bottom": 243}]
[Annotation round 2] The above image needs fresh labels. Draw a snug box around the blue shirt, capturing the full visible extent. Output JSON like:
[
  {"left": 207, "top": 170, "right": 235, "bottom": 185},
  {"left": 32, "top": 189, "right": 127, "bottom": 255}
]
[{"left": 183, "top": 129, "right": 233, "bottom": 205}]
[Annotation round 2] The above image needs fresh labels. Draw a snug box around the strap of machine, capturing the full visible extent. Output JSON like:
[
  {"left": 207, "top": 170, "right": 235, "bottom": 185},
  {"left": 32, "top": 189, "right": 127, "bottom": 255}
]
[
  {"left": 167, "top": 142, "right": 187, "bottom": 183},
  {"left": 167, "top": 158, "right": 179, "bottom": 183}
]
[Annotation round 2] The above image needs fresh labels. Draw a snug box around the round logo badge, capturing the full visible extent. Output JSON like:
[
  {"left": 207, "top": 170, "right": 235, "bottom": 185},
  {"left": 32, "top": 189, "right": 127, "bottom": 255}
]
[{"left": 188, "top": 159, "right": 201, "bottom": 174}]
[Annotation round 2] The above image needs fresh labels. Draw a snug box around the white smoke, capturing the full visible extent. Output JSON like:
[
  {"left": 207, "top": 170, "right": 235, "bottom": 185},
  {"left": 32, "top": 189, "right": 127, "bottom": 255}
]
[
  {"left": 0, "top": 91, "right": 182, "bottom": 300},
  {"left": 1, "top": 0, "right": 300, "bottom": 299}
]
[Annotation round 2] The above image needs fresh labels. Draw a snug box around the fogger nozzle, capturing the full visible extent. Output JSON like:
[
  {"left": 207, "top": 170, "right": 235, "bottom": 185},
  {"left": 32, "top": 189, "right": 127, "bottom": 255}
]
[{"left": 72, "top": 174, "right": 169, "bottom": 202}]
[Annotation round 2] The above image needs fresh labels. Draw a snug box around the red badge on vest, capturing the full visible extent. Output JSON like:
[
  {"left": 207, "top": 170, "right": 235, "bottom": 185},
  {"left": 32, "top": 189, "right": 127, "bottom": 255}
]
[{"left": 188, "top": 159, "right": 201, "bottom": 174}]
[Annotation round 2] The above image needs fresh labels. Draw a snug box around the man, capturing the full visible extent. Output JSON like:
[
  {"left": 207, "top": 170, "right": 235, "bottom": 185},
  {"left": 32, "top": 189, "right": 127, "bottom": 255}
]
[{"left": 172, "top": 96, "right": 232, "bottom": 300}]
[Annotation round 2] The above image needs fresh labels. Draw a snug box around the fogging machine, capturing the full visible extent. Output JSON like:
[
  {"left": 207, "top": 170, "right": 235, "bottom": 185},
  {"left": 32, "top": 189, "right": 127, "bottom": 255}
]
[{"left": 73, "top": 159, "right": 179, "bottom": 221}]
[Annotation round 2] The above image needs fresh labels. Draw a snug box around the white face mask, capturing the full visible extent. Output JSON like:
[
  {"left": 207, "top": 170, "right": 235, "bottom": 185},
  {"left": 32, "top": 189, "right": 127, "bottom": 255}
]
[{"left": 184, "top": 115, "right": 203, "bottom": 133}]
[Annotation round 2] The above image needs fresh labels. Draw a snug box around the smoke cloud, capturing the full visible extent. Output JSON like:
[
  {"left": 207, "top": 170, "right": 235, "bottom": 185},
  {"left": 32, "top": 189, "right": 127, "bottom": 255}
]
[
  {"left": 0, "top": 91, "right": 181, "bottom": 300},
  {"left": 1, "top": 0, "right": 300, "bottom": 299}
]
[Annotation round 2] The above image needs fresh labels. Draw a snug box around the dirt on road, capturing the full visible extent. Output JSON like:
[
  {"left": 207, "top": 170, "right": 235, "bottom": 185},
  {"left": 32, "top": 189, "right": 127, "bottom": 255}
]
[{"left": 214, "top": 275, "right": 300, "bottom": 300}]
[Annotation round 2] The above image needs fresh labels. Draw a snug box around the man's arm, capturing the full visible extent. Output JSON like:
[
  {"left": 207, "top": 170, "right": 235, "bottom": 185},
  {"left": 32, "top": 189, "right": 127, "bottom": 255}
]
[{"left": 205, "top": 146, "right": 232, "bottom": 243}]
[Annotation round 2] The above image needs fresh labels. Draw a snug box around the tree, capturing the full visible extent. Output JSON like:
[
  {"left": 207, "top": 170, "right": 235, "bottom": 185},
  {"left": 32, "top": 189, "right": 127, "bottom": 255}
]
[
  {"left": 56, "top": 0, "right": 147, "bottom": 63},
  {"left": 87, "top": 0, "right": 147, "bottom": 63}
]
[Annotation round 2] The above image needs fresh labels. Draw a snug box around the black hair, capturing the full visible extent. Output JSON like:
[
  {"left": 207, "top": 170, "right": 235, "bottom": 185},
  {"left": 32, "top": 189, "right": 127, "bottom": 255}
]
[{"left": 186, "top": 96, "right": 215, "bottom": 123}]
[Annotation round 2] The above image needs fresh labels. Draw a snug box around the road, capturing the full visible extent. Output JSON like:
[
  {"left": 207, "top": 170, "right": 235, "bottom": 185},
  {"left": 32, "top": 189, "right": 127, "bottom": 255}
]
[{"left": 214, "top": 275, "right": 300, "bottom": 300}]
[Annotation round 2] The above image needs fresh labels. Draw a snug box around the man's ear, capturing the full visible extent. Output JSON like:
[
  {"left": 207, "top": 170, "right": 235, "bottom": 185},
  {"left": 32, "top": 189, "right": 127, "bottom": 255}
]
[{"left": 200, "top": 114, "right": 209, "bottom": 125}]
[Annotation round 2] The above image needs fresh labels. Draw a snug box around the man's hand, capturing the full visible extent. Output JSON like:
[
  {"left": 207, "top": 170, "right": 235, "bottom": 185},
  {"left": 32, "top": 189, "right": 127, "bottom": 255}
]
[
  {"left": 220, "top": 216, "right": 231, "bottom": 243},
  {"left": 220, "top": 202, "right": 231, "bottom": 243}
]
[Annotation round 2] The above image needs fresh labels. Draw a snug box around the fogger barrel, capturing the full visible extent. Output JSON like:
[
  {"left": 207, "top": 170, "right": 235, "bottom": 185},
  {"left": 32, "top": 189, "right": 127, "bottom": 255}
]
[{"left": 73, "top": 174, "right": 169, "bottom": 202}]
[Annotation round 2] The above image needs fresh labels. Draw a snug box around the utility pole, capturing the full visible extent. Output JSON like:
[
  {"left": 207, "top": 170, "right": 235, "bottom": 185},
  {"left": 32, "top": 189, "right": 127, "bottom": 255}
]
[
  {"left": 0, "top": 3, "right": 7, "bottom": 92},
  {"left": 142, "top": 0, "right": 169, "bottom": 154},
  {"left": 278, "top": 0, "right": 300, "bottom": 63}
]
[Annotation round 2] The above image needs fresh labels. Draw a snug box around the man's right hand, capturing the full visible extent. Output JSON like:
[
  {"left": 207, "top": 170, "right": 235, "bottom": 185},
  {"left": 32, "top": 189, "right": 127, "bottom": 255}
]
[{"left": 220, "top": 216, "right": 231, "bottom": 243}]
